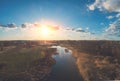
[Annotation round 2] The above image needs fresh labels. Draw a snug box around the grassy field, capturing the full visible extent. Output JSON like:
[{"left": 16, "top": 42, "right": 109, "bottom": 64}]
[{"left": 0, "top": 46, "right": 56, "bottom": 81}]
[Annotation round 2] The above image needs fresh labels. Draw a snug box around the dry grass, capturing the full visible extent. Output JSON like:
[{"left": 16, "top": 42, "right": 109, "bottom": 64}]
[
  {"left": 62, "top": 44, "right": 120, "bottom": 81},
  {"left": 0, "top": 46, "right": 56, "bottom": 81}
]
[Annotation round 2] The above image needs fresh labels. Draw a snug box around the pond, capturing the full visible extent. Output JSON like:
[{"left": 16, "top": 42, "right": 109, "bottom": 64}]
[{"left": 45, "top": 46, "right": 83, "bottom": 81}]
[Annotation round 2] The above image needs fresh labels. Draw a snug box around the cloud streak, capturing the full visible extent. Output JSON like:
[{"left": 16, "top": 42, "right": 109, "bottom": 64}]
[
  {"left": 106, "top": 19, "right": 120, "bottom": 36},
  {"left": 0, "top": 23, "right": 16, "bottom": 28},
  {"left": 0, "top": 22, "right": 60, "bottom": 30},
  {"left": 0, "top": 22, "right": 95, "bottom": 35},
  {"left": 106, "top": 16, "right": 114, "bottom": 19},
  {"left": 0, "top": 21, "right": 97, "bottom": 40}
]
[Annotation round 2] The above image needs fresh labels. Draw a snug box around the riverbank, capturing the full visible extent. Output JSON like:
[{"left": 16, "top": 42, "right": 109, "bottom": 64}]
[
  {"left": 60, "top": 43, "right": 120, "bottom": 81},
  {"left": 0, "top": 46, "right": 56, "bottom": 81}
]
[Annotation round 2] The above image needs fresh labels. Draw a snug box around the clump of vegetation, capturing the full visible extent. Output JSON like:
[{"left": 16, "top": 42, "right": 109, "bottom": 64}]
[{"left": 0, "top": 46, "right": 56, "bottom": 81}]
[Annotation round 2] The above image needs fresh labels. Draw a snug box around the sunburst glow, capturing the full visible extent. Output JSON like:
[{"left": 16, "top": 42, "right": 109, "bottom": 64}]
[{"left": 41, "top": 25, "right": 50, "bottom": 35}]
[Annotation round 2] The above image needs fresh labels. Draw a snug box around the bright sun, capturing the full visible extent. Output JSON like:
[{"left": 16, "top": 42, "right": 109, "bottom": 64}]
[{"left": 41, "top": 25, "right": 50, "bottom": 35}]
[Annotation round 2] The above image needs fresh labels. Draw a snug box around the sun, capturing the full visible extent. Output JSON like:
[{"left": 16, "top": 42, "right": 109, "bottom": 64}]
[{"left": 41, "top": 25, "right": 50, "bottom": 35}]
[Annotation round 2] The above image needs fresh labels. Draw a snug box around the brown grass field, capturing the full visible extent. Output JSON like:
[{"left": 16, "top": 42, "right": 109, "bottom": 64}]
[{"left": 0, "top": 45, "right": 56, "bottom": 81}]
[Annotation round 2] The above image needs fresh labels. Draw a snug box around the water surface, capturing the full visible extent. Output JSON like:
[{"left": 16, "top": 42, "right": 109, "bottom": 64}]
[{"left": 46, "top": 46, "right": 83, "bottom": 81}]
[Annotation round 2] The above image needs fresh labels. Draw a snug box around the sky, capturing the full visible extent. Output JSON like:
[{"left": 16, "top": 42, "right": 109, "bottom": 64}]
[{"left": 0, "top": 0, "right": 120, "bottom": 40}]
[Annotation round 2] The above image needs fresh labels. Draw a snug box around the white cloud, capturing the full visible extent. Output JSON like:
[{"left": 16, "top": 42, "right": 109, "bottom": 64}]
[
  {"left": 106, "top": 16, "right": 114, "bottom": 19},
  {"left": 116, "top": 13, "right": 120, "bottom": 18},
  {"left": 88, "top": 0, "right": 120, "bottom": 38},
  {"left": 106, "top": 18, "right": 120, "bottom": 36},
  {"left": 88, "top": 0, "right": 101, "bottom": 10},
  {"left": 106, "top": 13, "right": 120, "bottom": 19},
  {"left": 88, "top": 0, "right": 120, "bottom": 12}
]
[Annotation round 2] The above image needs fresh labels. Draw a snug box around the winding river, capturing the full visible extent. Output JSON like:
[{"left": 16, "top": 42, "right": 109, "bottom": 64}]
[{"left": 46, "top": 46, "right": 83, "bottom": 81}]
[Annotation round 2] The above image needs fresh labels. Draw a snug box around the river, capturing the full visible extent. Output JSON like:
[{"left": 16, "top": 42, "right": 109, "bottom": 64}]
[{"left": 45, "top": 46, "right": 83, "bottom": 81}]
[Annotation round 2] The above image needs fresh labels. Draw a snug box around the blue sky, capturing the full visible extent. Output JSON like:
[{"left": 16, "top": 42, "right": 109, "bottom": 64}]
[{"left": 0, "top": 0, "right": 120, "bottom": 40}]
